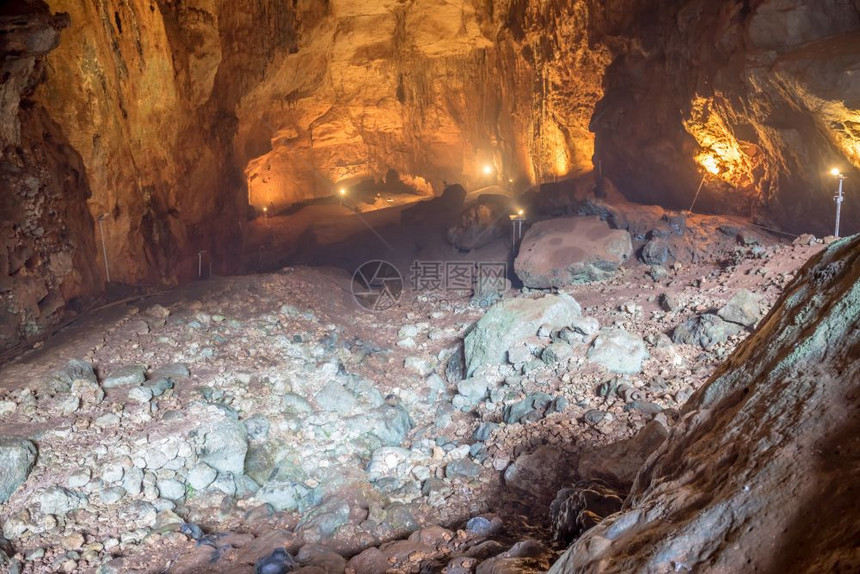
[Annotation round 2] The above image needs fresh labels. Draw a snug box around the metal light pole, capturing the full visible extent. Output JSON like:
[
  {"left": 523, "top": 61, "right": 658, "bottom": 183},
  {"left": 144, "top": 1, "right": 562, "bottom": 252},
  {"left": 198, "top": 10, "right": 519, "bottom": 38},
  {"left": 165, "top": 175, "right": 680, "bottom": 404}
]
[
  {"left": 832, "top": 169, "right": 846, "bottom": 238},
  {"left": 97, "top": 213, "right": 111, "bottom": 283},
  {"left": 510, "top": 209, "right": 526, "bottom": 251}
]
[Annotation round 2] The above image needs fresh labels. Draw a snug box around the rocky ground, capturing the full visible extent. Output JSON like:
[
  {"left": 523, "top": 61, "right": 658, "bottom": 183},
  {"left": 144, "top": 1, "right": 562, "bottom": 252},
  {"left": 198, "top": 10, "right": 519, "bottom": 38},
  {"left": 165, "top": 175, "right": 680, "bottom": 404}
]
[{"left": 0, "top": 209, "right": 831, "bottom": 572}]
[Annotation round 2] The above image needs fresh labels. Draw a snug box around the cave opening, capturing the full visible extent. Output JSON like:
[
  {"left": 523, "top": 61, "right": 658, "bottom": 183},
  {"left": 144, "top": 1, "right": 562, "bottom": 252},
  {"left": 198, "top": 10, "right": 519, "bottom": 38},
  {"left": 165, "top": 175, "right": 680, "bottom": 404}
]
[{"left": 1, "top": 1, "right": 859, "bottom": 573}]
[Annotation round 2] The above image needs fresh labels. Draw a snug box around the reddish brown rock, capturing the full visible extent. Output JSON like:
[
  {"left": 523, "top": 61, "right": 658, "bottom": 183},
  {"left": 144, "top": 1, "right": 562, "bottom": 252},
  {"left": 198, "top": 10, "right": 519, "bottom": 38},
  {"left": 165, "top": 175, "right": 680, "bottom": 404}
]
[{"left": 514, "top": 217, "right": 632, "bottom": 287}]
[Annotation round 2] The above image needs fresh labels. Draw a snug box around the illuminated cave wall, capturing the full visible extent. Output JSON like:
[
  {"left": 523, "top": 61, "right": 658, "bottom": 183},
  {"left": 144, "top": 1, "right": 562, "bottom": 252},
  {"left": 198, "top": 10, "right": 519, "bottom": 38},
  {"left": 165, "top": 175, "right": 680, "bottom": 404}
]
[
  {"left": 2, "top": 0, "right": 859, "bottom": 351},
  {"left": 235, "top": 0, "right": 611, "bottom": 210},
  {"left": 592, "top": 0, "right": 860, "bottom": 235}
]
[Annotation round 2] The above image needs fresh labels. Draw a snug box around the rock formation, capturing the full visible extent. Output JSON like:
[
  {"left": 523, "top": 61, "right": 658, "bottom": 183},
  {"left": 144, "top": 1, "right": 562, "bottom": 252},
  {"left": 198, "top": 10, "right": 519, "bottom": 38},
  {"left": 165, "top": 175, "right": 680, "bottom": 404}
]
[{"left": 550, "top": 234, "right": 860, "bottom": 572}]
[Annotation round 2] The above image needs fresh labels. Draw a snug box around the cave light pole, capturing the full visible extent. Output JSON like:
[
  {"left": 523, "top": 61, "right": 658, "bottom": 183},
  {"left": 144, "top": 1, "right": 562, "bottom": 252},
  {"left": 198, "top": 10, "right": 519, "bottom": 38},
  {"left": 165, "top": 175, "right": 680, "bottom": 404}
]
[
  {"left": 510, "top": 208, "right": 526, "bottom": 251},
  {"left": 689, "top": 158, "right": 720, "bottom": 213},
  {"left": 831, "top": 168, "right": 846, "bottom": 238},
  {"left": 97, "top": 213, "right": 111, "bottom": 283}
]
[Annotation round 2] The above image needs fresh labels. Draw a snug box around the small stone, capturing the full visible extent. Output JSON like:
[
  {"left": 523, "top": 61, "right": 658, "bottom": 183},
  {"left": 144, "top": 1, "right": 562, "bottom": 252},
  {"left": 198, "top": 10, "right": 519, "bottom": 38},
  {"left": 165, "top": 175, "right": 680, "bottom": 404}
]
[
  {"left": 38, "top": 487, "right": 87, "bottom": 516},
  {"left": 587, "top": 328, "right": 649, "bottom": 374},
  {"left": 445, "top": 458, "right": 482, "bottom": 479},
  {"left": 157, "top": 479, "right": 186, "bottom": 501},
  {"left": 717, "top": 289, "right": 762, "bottom": 327},
  {"left": 122, "top": 467, "right": 144, "bottom": 496},
  {"left": 474, "top": 422, "right": 499, "bottom": 442},
  {"left": 101, "top": 463, "right": 124, "bottom": 484},
  {"left": 187, "top": 463, "right": 217, "bottom": 491},
  {"left": 127, "top": 386, "right": 153, "bottom": 403},
  {"left": 457, "top": 377, "right": 489, "bottom": 402},
  {"left": 94, "top": 413, "right": 121, "bottom": 427},
  {"left": 0, "top": 437, "right": 37, "bottom": 503},
  {"left": 404, "top": 356, "right": 434, "bottom": 377},
  {"left": 100, "top": 486, "right": 126, "bottom": 505},
  {"left": 101, "top": 365, "right": 147, "bottom": 389},
  {"left": 399, "top": 324, "right": 420, "bottom": 338},
  {"left": 67, "top": 469, "right": 91, "bottom": 489},
  {"left": 570, "top": 316, "right": 600, "bottom": 336},
  {"left": 660, "top": 292, "right": 682, "bottom": 312},
  {"left": 61, "top": 532, "right": 85, "bottom": 550},
  {"left": 145, "top": 304, "right": 170, "bottom": 319},
  {"left": 584, "top": 409, "right": 608, "bottom": 425},
  {"left": 672, "top": 314, "right": 742, "bottom": 349},
  {"left": 649, "top": 265, "right": 669, "bottom": 281}
]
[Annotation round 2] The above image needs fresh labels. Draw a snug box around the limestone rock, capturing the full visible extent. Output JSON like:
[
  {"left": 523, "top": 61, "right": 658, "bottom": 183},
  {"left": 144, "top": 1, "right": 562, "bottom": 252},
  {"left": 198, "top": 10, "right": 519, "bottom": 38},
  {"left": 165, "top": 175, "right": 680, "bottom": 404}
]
[
  {"left": 0, "top": 437, "right": 37, "bottom": 503},
  {"left": 672, "top": 313, "right": 742, "bottom": 349},
  {"left": 198, "top": 418, "right": 248, "bottom": 476},
  {"left": 37, "top": 486, "right": 87, "bottom": 516},
  {"left": 465, "top": 294, "right": 582, "bottom": 376},
  {"left": 586, "top": 328, "right": 649, "bottom": 374},
  {"left": 514, "top": 217, "right": 632, "bottom": 288},
  {"left": 101, "top": 365, "right": 146, "bottom": 389},
  {"left": 718, "top": 289, "right": 763, "bottom": 327},
  {"left": 503, "top": 446, "right": 568, "bottom": 500}
]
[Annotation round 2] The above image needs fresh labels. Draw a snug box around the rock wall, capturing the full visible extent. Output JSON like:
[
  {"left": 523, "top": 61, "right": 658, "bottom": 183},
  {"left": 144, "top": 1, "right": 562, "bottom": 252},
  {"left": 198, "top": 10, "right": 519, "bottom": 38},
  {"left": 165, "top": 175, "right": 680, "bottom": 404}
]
[
  {"left": 592, "top": 0, "right": 860, "bottom": 235},
  {"left": 549, "top": 234, "right": 860, "bottom": 572},
  {"left": 0, "top": 2, "right": 101, "bottom": 352}
]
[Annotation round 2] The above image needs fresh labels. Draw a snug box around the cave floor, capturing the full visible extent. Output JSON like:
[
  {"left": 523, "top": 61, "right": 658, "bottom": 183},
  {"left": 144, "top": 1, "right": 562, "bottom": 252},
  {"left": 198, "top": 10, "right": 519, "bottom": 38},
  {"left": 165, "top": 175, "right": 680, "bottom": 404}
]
[{"left": 0, "top": 219, "right": 827, "bottom": 573}]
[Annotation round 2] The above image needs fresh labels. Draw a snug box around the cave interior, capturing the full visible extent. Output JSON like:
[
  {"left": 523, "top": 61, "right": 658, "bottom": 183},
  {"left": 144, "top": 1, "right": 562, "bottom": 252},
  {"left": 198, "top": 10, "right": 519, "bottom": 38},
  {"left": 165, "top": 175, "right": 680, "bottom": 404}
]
[{"left": 0, "top": 1, "right": 859, "bottom": 573}]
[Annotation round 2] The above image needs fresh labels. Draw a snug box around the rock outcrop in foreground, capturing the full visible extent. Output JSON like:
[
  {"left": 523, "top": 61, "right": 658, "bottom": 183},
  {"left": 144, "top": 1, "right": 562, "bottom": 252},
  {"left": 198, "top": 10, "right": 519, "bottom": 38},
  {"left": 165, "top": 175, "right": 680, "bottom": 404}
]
[{"left": 550, "top": 234, "right": 860, "bottom": 573}]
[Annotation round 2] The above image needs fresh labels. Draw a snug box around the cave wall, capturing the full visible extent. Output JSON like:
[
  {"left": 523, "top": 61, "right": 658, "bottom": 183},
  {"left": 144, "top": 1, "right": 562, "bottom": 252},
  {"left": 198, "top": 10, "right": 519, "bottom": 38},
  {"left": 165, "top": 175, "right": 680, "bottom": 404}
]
[
  {"left": 0, "top": 2, "right": 102, "bottom": 353},
  {"left": 234, "top": 0, "right": 614, "bottom": 209},
  {"left": 592, "top": 0, "right": 860, "bottom": 235}
]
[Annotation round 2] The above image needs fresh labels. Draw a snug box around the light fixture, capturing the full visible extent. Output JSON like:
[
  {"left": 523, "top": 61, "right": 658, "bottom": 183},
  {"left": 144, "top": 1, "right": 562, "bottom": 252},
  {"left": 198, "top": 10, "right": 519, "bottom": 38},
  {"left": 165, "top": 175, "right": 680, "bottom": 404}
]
[
  {"left": 701, "top": 155, "right": 720, "bottom": 175},
  {"left": 517, "top": 208, "right": 524, "bottom": 216},
  {"left": 482, "top": 164, "right": 493, "bottom": 175},
  {"left": 339, "top": 188, "right": 346, "bottom": 195},
  {"left": 832, "top": 168, "right": 846, "bottom": 237}
]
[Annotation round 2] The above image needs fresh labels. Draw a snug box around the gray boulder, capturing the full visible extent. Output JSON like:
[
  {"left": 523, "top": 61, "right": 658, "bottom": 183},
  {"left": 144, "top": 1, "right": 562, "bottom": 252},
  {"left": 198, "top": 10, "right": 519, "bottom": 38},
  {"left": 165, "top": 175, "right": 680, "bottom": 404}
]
[
  {"left": 315, "top": 381, "right": 360, "bottom": 414},
  {"left": 586, "top": 328, "right": 649, "bottom": 374},
  {"left": 718, "top": 289, "right": 763, "bottom": 327},
  {"left": 514, "top": 217, "right": 632, "bottom": 288},
  {"left": 38, "top": 486, "right": 87, "bottom": 515},
  {"left": 672, "top": 313, "right": 742, "bottom": 349},
  {"left": 101, "top": 364, "right": 146, "bottom": 389},
  {"left": 504, "top": 445, "right": 568, "bottom": 500},
  {"left": 465, "top": 294, "right": 582, "bottom": 376},
  {"left": 0, "top": 437, "right": 37, "bottom": 503},
  {"left": 198, "top": 418, "right": 248, "bottom": 475},
  {"left": 640, "top": 238, "right": 671, "bottom": 265}
]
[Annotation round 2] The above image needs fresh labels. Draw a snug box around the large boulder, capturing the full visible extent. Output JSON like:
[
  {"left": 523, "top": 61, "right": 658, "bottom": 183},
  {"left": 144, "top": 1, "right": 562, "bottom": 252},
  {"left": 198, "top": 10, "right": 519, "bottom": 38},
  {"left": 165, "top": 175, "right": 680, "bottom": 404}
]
[
  {"left": 514, "top": 217, "right": 632, "bottom": 288},
  {"left": 0, "top": 437, "right": 37, "bottom": 503},
  {"left": 718, "top": 289, "right": 763, "bottom": 327},
  {"left": 586, "top": 328, "right": 649, "bottom": 374},
  {"left": 464, "top": 294, "right": 582, "bottom": 376},
  {"left": 550, "top": 235, "right": 860, "bottom": 573},
  {"left": 672, "top": 313, "right": 742, "bottom": 349},
  {"left": 447, "top": 195, "right": 511, "bottom": 251},
  {"left": 198, "top": 417, "right": 248, "bottom": 476}
]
